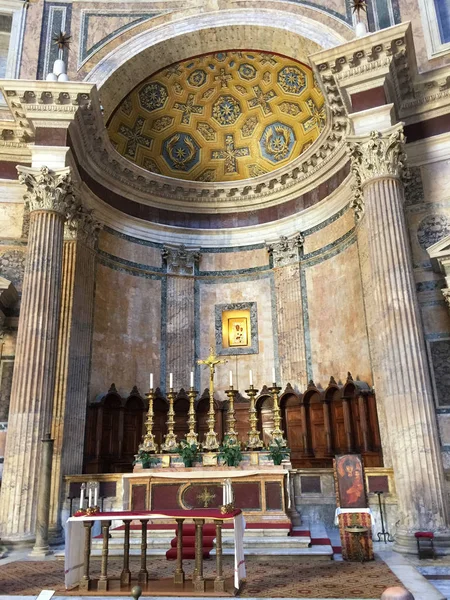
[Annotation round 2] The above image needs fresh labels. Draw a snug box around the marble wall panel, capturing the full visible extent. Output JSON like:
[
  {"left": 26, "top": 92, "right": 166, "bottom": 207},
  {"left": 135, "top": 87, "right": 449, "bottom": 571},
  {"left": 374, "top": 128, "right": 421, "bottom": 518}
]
[
  {"left": 273, "top": 263, "right": 307, "bottom": 389},
  {"left": 437, "top": 414, "right": 450, "bottom": 444},
  {"left": 303, "top": 209, "right": 355, "bottom": 255},
  {"left": 0, "top": 246, "right": 26, "bottom": 292},
  {"left": 421, "top": 304, "right": 450, "bottom": 336},
  {"left": 199, "top": 248, "right": 268, "bottom": 272},
  {"left": 90, "top": 262, "right": 162, "bottom": 399},
  {"left": 305, "top": 241, "right": 372, "bottom": 387},
  {"left": 197, "top": 275, "right": 276, "bottom": 400},
  {"left": 421, "top": 161, "right": 450, "bottom": 205},
  {"left": 98, "top": 229, "right": 162, "bottom": 268},
  {"left": 166, "top": 275, "right": 195, "bottom": 389},
  {"left": 0, "top": 203, "right": 24, "bottom": 240},
  {"left": 397, "top": 0, "right": 450, "bottom": 72},
  {"left": 19, "top": 1, "right": 44, "bottom": 79}
]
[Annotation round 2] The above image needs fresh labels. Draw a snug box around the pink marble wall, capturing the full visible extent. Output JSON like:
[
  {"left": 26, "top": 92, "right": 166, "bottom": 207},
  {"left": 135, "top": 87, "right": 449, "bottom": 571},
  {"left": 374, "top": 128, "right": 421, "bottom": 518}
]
[
  {"left": 305, "top": 239, "right": 372, "bottom": 386},
  {"left": 90, "top": 262, "right": 162, "bottom": 398}
]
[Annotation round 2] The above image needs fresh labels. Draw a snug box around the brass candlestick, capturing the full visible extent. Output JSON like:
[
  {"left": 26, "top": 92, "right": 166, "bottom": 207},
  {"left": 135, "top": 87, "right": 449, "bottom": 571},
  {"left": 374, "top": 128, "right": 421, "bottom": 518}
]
[
  {"left": 139, "top": 389, "right": 158, "bottom": 453},
  {"left": 185, "top": 387, "right": 199, "bottom": 446},
  {"left": 197, "top": 347, "right": 227, "bottom": 450},
  {"left": 224, "top": 386, "right": 239, "bottom": 446},
  {"left": 269, "top": 385, "right": 287, "bottom": 447},
  {"left": 245, "top": 385, "right": 263, "bottom": 450},
  {"left": 161, "top": 388, "right": 178, "bottom": 452}
]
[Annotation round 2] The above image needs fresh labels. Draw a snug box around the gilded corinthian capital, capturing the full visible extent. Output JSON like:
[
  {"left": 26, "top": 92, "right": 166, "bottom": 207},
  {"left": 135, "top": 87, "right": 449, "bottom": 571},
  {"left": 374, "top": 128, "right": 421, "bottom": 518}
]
[
  {"left": 347, "top": 125, "right": 407, "bottom": 186},
  {"left": 16, "top": 165, "right": 75, "bottom": 215},
  {"left": 64, "top": 204, "right": 102, "bottom": 248}
]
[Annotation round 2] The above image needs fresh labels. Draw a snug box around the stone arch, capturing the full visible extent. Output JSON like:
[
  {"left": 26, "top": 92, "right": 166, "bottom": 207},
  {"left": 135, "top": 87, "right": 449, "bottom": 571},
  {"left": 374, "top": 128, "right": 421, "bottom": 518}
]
[{"left": 86, "top": 10, "right": 350, "bottom": 120}]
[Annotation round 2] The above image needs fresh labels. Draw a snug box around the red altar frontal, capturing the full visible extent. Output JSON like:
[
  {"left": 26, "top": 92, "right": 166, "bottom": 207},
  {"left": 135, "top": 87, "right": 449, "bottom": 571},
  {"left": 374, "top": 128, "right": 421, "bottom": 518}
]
[{"left": 124, "top": 467, "right": 291, "bottom": 524}]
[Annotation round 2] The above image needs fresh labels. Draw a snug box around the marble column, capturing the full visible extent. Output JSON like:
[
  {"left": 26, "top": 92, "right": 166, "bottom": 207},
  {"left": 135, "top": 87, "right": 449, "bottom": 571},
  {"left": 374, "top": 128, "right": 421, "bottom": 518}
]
[
  {"left": 162, "top": 245, "right": 199, "bottom": 389},
  {"left": 348, "top": 125, "right": 449, "bottom": 553},
  {"left": 49, "top": 206, "right": 100, "bottom": 538},
  {"left": 0, "top": 166, "right": 74, "bottom": 543},
  {"left": 267, "top": 234, "right": 308, "bottom": 388}
]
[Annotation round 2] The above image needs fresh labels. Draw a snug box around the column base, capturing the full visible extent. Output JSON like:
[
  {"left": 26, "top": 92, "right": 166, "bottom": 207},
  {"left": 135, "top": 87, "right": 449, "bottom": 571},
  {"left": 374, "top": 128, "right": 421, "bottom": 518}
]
[
  {"left": 29, "top": 545, "right": 53, "bottom": 558},
  {"left": 394, "top": 530, "right": 450, "bottom": 555},
  {"left": 48, "top": 526, "right": 64, "bottom": 545}
]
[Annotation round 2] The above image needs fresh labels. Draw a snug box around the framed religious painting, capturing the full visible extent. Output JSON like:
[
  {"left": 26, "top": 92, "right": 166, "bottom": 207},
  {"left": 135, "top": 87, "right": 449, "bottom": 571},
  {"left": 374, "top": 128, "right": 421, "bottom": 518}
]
[
  {"left": 228, "top": 317, "right": 248, "bottom": 347},
  {"left": 334, "top": 454, "right": 367, "bottom": 509},
  {"left": 215, "top": 302, "right": 259, "bottom": 355}
]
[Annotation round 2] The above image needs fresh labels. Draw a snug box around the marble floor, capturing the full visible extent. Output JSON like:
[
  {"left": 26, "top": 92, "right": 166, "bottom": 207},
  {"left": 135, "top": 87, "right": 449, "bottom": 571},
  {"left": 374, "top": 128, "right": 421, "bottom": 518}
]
[{"left": 0, "top": 526, "right": 446, "bottom": 600}]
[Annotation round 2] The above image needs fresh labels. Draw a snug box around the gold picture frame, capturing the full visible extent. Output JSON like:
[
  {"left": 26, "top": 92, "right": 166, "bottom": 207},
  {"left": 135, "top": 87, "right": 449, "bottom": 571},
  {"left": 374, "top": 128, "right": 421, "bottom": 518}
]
[{"left": 228, "top": 317, "right": 248, "bottom": 347}]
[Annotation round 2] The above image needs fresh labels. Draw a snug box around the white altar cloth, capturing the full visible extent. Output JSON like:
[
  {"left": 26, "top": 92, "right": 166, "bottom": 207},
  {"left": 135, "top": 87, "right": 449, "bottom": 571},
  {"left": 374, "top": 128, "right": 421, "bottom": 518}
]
[{"left": 65, "top": 511, "right": 246, "bottom": 590}]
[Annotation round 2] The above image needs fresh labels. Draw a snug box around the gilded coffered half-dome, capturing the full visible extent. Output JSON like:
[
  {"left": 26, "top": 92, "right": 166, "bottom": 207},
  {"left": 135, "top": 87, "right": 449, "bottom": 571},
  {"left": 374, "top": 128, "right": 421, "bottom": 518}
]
[{"left": 107, "top": 50, "right": 326, "bottom": 183}]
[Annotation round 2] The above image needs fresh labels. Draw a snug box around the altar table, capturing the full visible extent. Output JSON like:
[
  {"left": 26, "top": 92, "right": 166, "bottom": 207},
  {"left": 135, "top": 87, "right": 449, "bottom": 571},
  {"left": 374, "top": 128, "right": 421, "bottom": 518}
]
[{"left": 65, "top": 508, "right": 246, "bottom": 592}]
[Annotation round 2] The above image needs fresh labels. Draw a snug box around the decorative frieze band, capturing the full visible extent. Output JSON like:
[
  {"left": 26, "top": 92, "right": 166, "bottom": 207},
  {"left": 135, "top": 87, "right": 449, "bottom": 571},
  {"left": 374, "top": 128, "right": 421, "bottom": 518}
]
[
  {"left": 267, "top": 233, "right": 304, "bottom": 267},
  {"left": 16, "top": 166, "right": 76, "bottom": 215},
  {"left": 162, "top": 244, "right": 201, "bottom": 276}
]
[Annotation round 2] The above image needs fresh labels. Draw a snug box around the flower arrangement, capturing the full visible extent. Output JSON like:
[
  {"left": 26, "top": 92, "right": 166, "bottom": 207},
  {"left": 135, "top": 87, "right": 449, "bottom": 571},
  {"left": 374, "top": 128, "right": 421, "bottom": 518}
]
[
  {"left": 133, "top": 449, "right": 157, "bottom": 469},
  {"left": 268, "top": 438, "right": 290, "bottom": 465},
  {"left": 177, "top": 440, "right": 199, "bottom": 467},
  {"left": 218, "top": 436, "right": 243, "bottom": 467}
]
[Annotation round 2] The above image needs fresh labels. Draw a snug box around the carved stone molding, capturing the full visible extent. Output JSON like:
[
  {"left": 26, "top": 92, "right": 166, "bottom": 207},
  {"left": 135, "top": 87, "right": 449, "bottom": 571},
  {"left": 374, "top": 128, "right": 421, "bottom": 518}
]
[
  {"left": 162, "top": 244, "right": 201, "bottom": 276},
  {"left": 16, "top": 166, "right": 76, "bottom": 215},
  {"left": 442, "top": 288, "right": 450, "bottom": 310},
  {"left": 267, "top": 233, "right": 304, "bottom": 267},
  {"left": 64, "top": 204, "right": 102, "bottom": 249}
]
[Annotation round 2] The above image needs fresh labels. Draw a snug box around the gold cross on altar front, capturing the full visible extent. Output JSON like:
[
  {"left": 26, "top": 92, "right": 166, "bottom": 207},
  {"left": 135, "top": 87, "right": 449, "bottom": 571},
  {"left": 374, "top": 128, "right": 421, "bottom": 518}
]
[{"left": 197, "top": 487, "right": 215, "bottom": 508}]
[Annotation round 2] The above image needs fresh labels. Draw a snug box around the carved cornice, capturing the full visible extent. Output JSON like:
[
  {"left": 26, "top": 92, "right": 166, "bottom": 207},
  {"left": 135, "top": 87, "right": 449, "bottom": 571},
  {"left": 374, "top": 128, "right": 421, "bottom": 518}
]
[
  {"left": 311, "top": 22, "right": 450, "bottom": 122},
  {"left": 162, "top": 244, "right": 201, "bottom": 276},
  {"left": 442, "top": 288, "right": 450, "bottom": 311},
  {"left": 16, "top": 165, "right": 76, "bottom": 215},
  {"left": 64, "top": 203, "right": 102, "bottom": 248},
  {"left": 267, "top": 233, "right": 304, "bottom": 267}
]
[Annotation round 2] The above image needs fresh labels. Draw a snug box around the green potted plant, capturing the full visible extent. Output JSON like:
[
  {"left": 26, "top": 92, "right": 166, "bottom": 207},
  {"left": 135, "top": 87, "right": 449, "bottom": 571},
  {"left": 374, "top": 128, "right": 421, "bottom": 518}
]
[
  {"left": 218, "top": 436, "right": 243, "bottom": 467},
  {"left": 268, "top": 438, "right": 290, "bottom": 465},
  {"left": 177, "top": 440, "right": 199, "bottom": 467},
  {"left": 133, "top": 449, "right": 157, "bottom": 469}
]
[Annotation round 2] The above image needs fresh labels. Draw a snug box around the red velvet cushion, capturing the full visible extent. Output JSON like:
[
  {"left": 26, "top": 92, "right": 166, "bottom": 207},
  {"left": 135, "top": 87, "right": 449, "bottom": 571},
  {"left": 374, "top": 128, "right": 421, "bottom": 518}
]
[{"left": 415, "top": 531, "right": 434, "bottom": 538}]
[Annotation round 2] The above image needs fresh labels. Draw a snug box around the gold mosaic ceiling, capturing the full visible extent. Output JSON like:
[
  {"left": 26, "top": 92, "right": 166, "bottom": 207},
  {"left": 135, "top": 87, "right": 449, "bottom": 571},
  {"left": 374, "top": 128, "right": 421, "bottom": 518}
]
[{"left": 107, "top": 50, "right": 326, "bottom": 182}]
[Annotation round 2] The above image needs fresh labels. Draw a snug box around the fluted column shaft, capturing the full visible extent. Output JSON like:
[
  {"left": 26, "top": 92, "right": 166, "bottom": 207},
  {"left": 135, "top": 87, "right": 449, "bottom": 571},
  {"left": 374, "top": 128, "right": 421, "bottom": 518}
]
[
  {"left": 0, "top": 166, "right": 73, "bottom": 542},
  {"left": 349, "top": 127, "right": 448, "bottom": 551},
  {"left": 49, "top": 212, "right": 99, "bottom": 536}
]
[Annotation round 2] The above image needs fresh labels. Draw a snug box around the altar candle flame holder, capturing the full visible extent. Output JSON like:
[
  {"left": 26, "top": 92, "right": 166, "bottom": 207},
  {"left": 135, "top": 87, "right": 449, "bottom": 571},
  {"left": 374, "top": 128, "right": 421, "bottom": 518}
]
[
  {"left": 161, "top": 388, "right": 178, "bottom": 452},
  {"left": 245, "top": 385, "right": 264, "bottom": 450}
]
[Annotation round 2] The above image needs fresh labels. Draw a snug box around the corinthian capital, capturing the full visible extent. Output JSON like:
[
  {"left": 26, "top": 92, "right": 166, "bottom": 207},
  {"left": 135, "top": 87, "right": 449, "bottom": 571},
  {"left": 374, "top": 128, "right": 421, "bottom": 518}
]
[
  {"left": 442, "top": 288, "right": 450, "bottom": 311},
  {"left": 267, "top": 233, "right": 304, "bottom": 267},
  {"left": 16, "top": 165, "right": 75, "bottom": 215},
  {"left": 347, "top": 124, "right": 407, "bottom": 187},
  {"left": 162, "top": 244, "right": 201, "bottom": 275},
  {"left": 64, "top": 204, "right": 102, "bottom": 248}
]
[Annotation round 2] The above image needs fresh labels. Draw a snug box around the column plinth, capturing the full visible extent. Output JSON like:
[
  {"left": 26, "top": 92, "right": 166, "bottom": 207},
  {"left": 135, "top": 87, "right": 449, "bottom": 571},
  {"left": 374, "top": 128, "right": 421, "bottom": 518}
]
[
  {"left": 348, "top": 126, "right": 449, "bottom": 552},
  {"left": 0, "top": 166, "right": 74, "bottom": 543}
]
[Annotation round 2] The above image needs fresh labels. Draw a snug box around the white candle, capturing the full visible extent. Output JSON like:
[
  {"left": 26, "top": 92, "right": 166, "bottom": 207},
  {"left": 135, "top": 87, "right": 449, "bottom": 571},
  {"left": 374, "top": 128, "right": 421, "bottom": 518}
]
[
  {"left": 169, "top": 372, "right": 173, "bottom": 389},
  {"left": 229, "top": 370, "right": 233, "bottom": 387},
  {"left": 223, "top": 481, "right": 226, "bottom": 504},
  {"left": 88, "top": 486, "right": 93, "bottom": 508},
  {"left": 80, "top": 483, "right": 85, "bottom": 509},
  {"left": 150, "top": 373, "right": 153, "bottom": 390},
  {"left": 249, "top": 370, "right": 253, "bottom": 386},
  {"left": 272, "top": 368, "right": 276, "bottom": 385},
  {"left": 190, "top": 371, "right": 194, "bottom": 388},
  {"left": 94, "top": 484, "right": 98, "bottom": 507}
]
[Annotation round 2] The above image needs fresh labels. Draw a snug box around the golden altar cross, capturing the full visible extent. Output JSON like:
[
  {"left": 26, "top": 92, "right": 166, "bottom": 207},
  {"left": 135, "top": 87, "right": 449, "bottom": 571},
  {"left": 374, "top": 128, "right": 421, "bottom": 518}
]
[
  {"left": 197, "top": 487, "right": 215, "bottom": 508},
  {"left": 197, "top": 347, "right": 228, "bottom": 450}
]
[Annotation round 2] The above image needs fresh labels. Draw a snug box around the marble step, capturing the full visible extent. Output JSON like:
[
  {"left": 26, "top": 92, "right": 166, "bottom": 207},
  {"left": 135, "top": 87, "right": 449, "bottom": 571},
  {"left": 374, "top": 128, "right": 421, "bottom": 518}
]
[
  {"left": 221, "top": 535, "right": 311, "bottom": 549},
  {"left": 211, "top": 545, "right": 333, "bottom": 559}
]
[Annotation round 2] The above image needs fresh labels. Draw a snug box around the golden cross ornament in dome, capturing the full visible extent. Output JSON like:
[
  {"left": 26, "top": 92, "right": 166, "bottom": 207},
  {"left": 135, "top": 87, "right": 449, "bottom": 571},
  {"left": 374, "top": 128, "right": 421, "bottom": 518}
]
[
  {"left": 197, "top": 487, "right": 215, "bottom": 508},
  {"left": 197, "top": 347, "right": 228, "bottom": 450}
]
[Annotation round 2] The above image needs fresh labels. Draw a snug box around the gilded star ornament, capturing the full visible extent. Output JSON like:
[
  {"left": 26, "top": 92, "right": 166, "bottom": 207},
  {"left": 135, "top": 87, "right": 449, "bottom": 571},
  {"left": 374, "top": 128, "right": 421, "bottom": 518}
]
[
  {"left": 197, "top": 487, "right": 215, "bottom": 508},
  {"left": 53, "top": 31, "right": 71, "bottom": 50},
  {"left": 351, "top": 0, "right": 367, "bottom": 15}
]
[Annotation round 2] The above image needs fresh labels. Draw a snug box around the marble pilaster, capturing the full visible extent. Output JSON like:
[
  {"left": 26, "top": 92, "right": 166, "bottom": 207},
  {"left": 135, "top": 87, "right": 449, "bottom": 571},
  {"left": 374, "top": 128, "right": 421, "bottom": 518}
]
[
  {"left": 0, "top": 166, "right": 74, "bottom": 543},
  {"left": 348, "top": 126, "right": 449, "bottom": 552},
  {"left": 48, "top": 206, "right": 100, "bottom": 538},
  {"left": 163, "top": 245, "right": 199, "bottom": 389},
  {"left": 267, "top": 234, "right": 307, "bottom": 388}
]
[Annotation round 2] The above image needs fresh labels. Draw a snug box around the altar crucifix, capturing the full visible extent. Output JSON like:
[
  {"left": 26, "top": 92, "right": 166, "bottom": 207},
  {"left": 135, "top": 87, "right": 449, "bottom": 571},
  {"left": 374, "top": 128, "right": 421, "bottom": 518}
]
[{"left": 197, "top": 346, "right": 228, "bottom": 450}]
